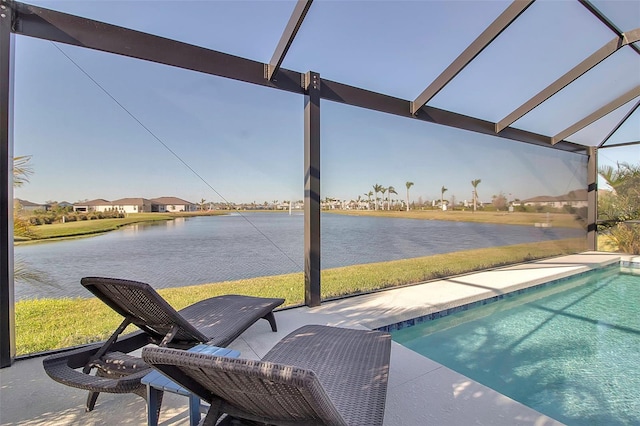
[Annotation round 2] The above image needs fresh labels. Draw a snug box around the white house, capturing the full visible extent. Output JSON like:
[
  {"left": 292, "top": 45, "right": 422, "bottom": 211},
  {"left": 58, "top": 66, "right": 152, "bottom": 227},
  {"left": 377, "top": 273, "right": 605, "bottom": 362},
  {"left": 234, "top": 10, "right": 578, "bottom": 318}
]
[
  {"left": 73, "top": 199, "right": 113, "bottom": 213},
  {"left": 522, "top": 189, "right": 588, "bottom": 209},
  {"left": 111, "top": 198, "right": 153, "bottom": 214},
  {"left": 150, "top": 197, "right": 198, "bottom": 212}
]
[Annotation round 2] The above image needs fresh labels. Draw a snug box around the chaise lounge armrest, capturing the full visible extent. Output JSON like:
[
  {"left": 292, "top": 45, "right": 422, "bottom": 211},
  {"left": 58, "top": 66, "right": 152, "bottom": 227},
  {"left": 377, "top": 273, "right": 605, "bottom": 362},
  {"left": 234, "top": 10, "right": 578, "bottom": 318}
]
[{"left": 43, "top": 331, "right": 151, "bottom": 404}]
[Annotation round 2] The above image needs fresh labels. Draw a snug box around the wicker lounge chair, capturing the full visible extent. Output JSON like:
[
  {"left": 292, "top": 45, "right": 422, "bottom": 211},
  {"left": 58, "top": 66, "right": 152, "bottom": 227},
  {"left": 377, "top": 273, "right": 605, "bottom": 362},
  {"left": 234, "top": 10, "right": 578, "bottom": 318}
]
[
  {"left": 43, "top": 276, "right": 284, "bottom": 412},
  {"left": 142, "top": 324, "right": 392, "bottom": 426}
]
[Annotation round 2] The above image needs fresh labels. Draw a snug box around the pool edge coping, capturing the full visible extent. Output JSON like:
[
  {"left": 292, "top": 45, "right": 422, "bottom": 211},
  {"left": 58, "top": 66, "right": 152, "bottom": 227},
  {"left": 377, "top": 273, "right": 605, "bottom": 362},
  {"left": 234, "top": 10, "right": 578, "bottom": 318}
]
[{"left": 372, "top": 253, "right": 636, "bottom": 333}]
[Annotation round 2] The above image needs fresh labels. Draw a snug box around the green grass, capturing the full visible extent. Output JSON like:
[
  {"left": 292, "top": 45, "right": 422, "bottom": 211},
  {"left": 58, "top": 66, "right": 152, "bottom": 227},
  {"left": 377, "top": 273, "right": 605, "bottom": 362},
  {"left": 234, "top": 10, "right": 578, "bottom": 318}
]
[{"left": 15, "top": 238, "right": 585, "bottom": 355}]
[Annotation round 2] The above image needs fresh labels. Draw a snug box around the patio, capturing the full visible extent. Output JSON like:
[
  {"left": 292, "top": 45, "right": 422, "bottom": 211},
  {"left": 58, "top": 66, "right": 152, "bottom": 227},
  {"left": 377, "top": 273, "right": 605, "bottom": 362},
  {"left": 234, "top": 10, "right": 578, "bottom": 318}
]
[{"left": 1, "top": 251, "right": 631, "bottom": 425}]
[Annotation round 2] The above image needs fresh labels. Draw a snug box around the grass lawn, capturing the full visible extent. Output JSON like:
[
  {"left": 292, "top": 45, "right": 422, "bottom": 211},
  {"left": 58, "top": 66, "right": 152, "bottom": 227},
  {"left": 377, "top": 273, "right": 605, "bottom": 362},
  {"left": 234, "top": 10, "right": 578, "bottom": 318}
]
[
  {"left": 329, "top": 209, "right": 584, "bottom": 228},
  {"left": 15, "top": 238, "right": 585, "bottom": 355}
]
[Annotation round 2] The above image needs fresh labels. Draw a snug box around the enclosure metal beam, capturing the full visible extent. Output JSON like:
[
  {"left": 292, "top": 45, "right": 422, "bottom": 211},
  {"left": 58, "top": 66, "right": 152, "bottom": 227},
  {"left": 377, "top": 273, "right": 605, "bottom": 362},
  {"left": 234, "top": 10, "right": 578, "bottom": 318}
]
[
  {"left": 497, "top": 28, "right": 640, "bottom": 133},
  {"left": 587, "top": 146, "right": 598, "bottom": 251},
  {"left": 598, "top": 100, "right": 640, "bottom": 148},
  {"left": 304, "top": 72, "right": 321, "bottom": 307},
  {"left": 12, "top": 2, "right": 305, "bottom": 95},
  {"left": 551, "top": 86, "right": 640, "bottom": 145},
  {"left": 579, "top": 0, "right": 640, "bottom": 56},
  {"left": 0, "top": 0, "right": 15, "bottom": 368},
  {"left": 267, "top": 0, "right": 312, "bottom": 81},
  {"left": 11, "top": 2, "right": 587, "bottom": 154},
  {"left": 410, "top": 0, "right": 534, "bottom": 114},
  {"left": 323, "top": 79, "right": 586, "bottom": 153},
  {"left": 599, "top": 140, "right": 640, "bottom": 149}
]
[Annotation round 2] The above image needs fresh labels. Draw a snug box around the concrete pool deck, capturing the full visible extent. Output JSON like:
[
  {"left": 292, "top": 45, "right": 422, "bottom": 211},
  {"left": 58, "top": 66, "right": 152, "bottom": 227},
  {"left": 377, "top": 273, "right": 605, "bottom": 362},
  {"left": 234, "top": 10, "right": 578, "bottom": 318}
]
[{"left": 1, "top": 251, "right": 634, "bottom": 425}]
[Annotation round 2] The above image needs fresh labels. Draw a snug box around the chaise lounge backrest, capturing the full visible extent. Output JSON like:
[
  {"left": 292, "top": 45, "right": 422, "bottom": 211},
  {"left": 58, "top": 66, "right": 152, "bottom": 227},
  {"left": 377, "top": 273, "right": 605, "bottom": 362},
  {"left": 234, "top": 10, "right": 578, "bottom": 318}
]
[
  {"left": 143, "top": 324, "right": 391, "bottom": 426},
  {"left": 142, "top": 349, "right": 349, "bottom": 425},
  {"left": 82, "top": 276, "right": 208, "bottom": 346}
]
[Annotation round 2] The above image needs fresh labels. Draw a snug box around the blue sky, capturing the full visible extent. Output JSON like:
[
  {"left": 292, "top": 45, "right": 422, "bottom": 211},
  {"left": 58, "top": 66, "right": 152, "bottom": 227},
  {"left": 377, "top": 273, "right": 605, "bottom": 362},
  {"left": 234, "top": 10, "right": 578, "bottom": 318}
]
[{"left": 11, "top": 0, "right": 640, "bottom": 205}]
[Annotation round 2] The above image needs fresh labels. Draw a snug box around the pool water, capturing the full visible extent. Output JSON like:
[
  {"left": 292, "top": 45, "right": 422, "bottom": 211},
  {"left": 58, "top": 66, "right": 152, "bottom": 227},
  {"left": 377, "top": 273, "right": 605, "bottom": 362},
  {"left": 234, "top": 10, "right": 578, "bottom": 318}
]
[{"left": 391, "top": 266, "right": 640, "bottom": 425}]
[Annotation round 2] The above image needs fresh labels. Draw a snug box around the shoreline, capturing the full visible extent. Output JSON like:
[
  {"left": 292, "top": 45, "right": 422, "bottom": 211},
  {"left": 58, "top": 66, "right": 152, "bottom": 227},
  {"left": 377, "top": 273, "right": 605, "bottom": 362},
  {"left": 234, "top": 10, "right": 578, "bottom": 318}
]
[
  {"left": 14, "top": 211, "right": 229, "bottom": 245},
  {"left": 15, "top": 209, "right": 584, "bottom": 246},
  {"left": 326, "top": 209, "right": 585, "bottom": 229}
]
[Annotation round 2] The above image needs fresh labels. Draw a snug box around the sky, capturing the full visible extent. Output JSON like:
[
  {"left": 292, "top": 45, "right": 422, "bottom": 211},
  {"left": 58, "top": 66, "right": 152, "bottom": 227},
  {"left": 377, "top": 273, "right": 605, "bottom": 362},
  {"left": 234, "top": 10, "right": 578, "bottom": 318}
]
[{"left": 10, "top": 0, "right": 640, "bottom": 205}]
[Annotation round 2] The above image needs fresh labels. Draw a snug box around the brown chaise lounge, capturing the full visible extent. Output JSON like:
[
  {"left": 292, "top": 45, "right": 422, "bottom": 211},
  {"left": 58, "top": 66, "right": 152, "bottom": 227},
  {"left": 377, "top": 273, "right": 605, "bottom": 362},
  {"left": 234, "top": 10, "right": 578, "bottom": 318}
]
[
  {"left": 43, "top": 276, "right": 284, "bottom": 412},
  {"left": 142, "top": 324, "right": 392, "bottom": 426}
]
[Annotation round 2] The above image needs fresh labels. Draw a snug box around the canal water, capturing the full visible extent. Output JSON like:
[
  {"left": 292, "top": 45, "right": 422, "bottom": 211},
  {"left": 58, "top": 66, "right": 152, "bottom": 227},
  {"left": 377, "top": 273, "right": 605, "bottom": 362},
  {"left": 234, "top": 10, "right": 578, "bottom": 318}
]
[{"left": 14, "top": 212, "right": 584, "bottom": 300}]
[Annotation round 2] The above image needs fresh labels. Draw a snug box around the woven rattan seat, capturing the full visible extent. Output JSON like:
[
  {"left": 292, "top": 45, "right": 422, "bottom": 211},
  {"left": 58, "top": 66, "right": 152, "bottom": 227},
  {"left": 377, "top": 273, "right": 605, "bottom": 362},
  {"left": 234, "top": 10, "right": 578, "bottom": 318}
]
[
  {"left": 43, "top": 276, "right": 284, "bottom": 412},
  {"left": 142, "top": 324, "right": 392, "bottom": 426},
  {"left": 80, "top": 277, "right": 285, "bottom": 348}
]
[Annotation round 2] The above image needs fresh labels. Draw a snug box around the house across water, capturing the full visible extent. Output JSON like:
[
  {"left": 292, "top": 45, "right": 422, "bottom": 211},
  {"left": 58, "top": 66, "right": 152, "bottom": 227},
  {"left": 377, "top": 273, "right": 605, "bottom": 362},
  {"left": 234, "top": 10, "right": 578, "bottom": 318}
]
[{"left": 72, "top": 197, "right": 198, "bottom": 214}]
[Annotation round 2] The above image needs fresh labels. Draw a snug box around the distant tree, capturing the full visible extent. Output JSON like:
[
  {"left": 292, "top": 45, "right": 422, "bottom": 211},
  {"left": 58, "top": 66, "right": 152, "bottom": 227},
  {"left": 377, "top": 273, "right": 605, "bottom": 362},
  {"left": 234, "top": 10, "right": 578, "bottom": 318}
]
[
  {"left": 373, "top": 184, "right": 383, "bottom": 210},
  {"left": 471, "top": 179, "right": 481, "bottom": 212},
  {"left": 440, "top": 186, "right": 448, "bottom": 210},
  {"left": 379, "top": 186, "right": 387, "bottom": 210},
  {"left": 387, "top": 186, "right": 397, "bottom": 211},
  {"left": 365, "top": 191, "right": 373, "bottom": 210},
  {"left": 199, "top": 198, "right": 207, "bottom": 211},
  {"left": 405, "top": 181, "right": 414, "bottom": 212},
  {"left": 492, "top": 192, "right": 508, "bottom": 210},
  {"left": 450, "top": 194, "right": 457, "bottom": 209}
]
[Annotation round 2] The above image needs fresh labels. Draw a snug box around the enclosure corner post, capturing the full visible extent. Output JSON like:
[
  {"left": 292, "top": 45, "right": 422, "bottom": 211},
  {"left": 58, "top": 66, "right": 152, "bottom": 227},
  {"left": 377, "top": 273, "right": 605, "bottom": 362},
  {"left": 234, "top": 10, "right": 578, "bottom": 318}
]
[
  {"left": 304, "top": 71, "right": 321, "bottom": 307},
  {"left": 587, "top": 146, "right": 598, "bottom": 251},
  {"left": 0, "top": 0, "right": 16, "bottom": 368}
]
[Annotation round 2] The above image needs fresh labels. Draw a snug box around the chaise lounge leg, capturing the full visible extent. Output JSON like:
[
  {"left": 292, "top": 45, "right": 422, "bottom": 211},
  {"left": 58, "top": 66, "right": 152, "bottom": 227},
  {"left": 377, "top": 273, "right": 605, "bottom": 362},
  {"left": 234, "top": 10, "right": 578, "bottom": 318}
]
[
  {"left": 86, "top": 391, "right": 100, "bottom": 412},
  {"left": 144, "top": 386, "right": 164, "bottom": 426},
  {"left": 262, "top": 312, "right": 277, "bottom": 332},
  {"left": 201, "top": 399, "right": 223, "bottom": 426}
]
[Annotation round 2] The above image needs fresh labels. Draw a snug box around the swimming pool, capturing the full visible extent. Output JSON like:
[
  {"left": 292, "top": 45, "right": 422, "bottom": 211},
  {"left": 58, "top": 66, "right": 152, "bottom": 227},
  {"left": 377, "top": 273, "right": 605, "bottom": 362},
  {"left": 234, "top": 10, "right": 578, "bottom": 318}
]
[{"left": 391, "top": 264, "right": 640, "bottom": 425}]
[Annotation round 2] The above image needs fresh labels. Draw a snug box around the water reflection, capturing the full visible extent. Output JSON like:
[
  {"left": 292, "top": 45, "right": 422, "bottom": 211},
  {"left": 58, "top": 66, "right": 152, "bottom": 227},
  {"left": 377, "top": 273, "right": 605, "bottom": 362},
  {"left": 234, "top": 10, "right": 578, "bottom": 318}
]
[{"left": 14, "top": 213, "right": 584, "bottom": 300}]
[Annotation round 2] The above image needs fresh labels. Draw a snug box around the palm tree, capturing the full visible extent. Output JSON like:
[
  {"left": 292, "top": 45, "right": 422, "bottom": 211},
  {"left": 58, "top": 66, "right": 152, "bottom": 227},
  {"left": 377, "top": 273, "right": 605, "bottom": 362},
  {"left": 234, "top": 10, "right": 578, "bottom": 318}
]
[
  {"left": 471, "top": 179, "right": 481, "bottom": 212},
  {"left": 364, "top": 191, "right": 372, "bottom": 210},
  {"left": 380, "top": 186, "right": 387, "bottom": 210},
  {"left": 373, "top": 184, "right": 383, "bottom": 210},
  {"left": 199, "top": 198, "right": 207, "bottom": 211},
  {"left": 13, "top": 155, "right": 33, "bottom": 188},
  {"left": 13, "top": 156, "right": 53, "bottom": 286},
  {"left": 13, "top": 156, "right": 36, "bottom": 239},
  {"left": 405, "top": 181, "right": 414, "bottom": 212},
  {"left": 599, "top": 163, "right": 637, "bottom": 194},
  {"left": 440, "top": 186, "right": 448, "bottom": 210},
  {"left": 387, "top": 186, "right": 397, "bottom": 211}
]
